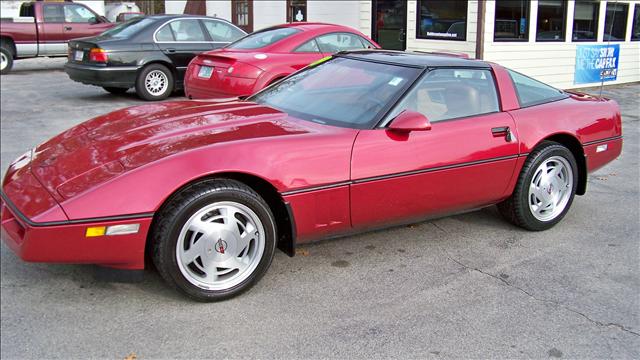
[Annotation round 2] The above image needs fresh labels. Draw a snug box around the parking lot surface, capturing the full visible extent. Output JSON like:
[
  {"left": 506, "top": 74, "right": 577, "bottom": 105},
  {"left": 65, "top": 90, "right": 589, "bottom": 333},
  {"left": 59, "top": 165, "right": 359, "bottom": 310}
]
[{"left": 1, "top": 58, "right": 639, "bottom": 359}]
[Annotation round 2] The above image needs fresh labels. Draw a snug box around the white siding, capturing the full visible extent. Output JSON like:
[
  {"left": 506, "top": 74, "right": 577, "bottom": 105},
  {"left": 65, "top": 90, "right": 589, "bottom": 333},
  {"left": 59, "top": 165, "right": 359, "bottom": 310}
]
[
  {"left": 165, "top": 0, "right": 187, "bottom": 14},
  {"left": 307, "top": 0, "right": 362, "bottom": 31},
  {"left": 405, "top": 0, "right": 478, "bottom": 58},
  {"left": 359, "top": 1, "right": 372, "bottom": 37},
  {"left": 483, "top": 0, "right": 640, "bottom": 89},
  {"left": 206, "top": 0, "right": 231, "bottom": 20},
  {"left": 252, "top": 1, "right": 286, "bottom": 31}
]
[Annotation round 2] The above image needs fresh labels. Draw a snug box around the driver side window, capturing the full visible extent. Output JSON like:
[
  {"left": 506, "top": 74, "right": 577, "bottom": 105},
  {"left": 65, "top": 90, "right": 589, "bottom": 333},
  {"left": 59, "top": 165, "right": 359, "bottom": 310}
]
[
  {"left": 387, "top": 68, "right": 500, "bottom": 124},
  {"left": 63, "top": 4, "right": 96, "bottom": 23}
]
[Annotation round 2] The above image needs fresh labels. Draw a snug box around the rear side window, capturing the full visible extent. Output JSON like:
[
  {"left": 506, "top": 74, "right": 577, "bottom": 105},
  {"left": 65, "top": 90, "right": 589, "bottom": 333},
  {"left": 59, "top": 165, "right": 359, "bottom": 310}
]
[
  {"left": 316, "top": 33, "right": 367, "bottom": 53},
  {"left": 43, "top": 5, "right": 64, "bottom": 23},
  {"left": 387, "top": 68, "right": 500, "bottom": 123},
  {"left": 155, "top": 25, "right": 175, "bottom": 41},
  {"left": 63, "top": 4, "right": 96, "bottom": 23},
  {"left": 507, "top": 69, "right": 567, "bottom": 107},
  {"left": 169, "top": 19, "right": 206, "bottom": 42},
  {"left": 202, "top": 20, "right": 245, "bottom": 42},
  {"left": 294, "top": 39, "right": 321, "bottom": 53}
]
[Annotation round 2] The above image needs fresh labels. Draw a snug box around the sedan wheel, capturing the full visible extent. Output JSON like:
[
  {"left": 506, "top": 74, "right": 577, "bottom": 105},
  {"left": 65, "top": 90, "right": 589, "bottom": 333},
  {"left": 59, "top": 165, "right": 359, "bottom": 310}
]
[
  {"left": 152, "top": 179, "right": 276, "bottom": 301},
  {"left": 498, "top": 142, "right": 578, "bottom": 231},
  {"left": 135, "top": 63, "right": 174, "bottom": 101}
]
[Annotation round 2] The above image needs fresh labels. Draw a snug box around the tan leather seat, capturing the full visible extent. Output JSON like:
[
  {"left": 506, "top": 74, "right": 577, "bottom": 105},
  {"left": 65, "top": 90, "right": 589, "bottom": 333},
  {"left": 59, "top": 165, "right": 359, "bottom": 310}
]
[{"left": 443, "top": 83, "right": 481, "bottom": 119}]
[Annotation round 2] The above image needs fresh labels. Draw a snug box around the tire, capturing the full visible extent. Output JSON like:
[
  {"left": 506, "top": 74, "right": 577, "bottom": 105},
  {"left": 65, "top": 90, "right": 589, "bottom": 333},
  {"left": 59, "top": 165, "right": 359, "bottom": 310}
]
[
  {"left": 0, "top": 46, "right": 14, "bottom": 75},
  {"left": 102, "top": 87, "right": 128, "bottom": 95},
  {"left": 151, "top": 179, "right": 277, "bottom": 301},
  {"left": 135, "top": 63, "right": 174, "bottom": 101},
  {"left": 498, "top": 141, "right": 578, "bottom": 231}
]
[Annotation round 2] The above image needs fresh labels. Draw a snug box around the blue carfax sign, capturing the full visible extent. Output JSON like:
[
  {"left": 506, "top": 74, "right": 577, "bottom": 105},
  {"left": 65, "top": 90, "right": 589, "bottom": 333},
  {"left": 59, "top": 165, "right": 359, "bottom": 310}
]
[{"left": 574, "top": 44, "right": 620, "bottom": 85}]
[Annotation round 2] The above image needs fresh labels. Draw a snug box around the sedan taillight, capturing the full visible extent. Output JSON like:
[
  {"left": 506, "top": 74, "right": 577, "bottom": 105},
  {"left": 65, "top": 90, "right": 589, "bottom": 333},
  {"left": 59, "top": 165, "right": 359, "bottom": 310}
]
[{"left": 89, "top": 48, "right": 108, "bottom": 63}]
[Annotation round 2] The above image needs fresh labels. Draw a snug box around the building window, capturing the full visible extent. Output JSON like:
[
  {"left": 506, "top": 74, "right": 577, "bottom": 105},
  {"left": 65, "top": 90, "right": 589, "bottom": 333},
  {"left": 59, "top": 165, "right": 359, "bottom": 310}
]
[
  {"left": 232, "top": 0, "right": 253, "bottom": 33},
  {"left": 287, "top": 0, "right": 307, "bottom": 23},
  {"left": 572, "top": 0, "right": 599, "bottom": 41},
  {"left": 604, "top": 2, "right": 628, "bottom": 41},
  {"left": 416, "top": 0, "right": 467, "bottom": 41},
  {"left": 536, "top": 0, "right": 567, "bottom": 41},
  {"left": 494, "top": 0, "right": 530, "bottom": 41},
  {"left": 632, "top": 4, "right": 640, "bottom": 41}
]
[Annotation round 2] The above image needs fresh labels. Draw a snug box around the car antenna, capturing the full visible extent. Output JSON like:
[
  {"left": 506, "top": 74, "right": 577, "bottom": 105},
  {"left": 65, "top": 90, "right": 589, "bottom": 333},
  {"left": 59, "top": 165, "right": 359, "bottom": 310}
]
[{"left": 600, "top": 0, "right": 618, "bottom": 99}]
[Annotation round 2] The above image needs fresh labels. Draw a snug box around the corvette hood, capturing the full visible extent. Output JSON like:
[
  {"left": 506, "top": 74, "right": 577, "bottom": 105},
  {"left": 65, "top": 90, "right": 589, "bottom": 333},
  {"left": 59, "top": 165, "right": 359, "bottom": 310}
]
[{"left": 30, "top": 101, "right": 313, "bottom": 200}]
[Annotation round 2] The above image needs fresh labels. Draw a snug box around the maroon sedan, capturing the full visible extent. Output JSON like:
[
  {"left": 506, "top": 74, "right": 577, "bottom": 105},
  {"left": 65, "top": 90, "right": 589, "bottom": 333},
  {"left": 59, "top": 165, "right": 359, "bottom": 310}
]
[
  {"left": 183, "top": 22, "right": 379, "bottom": 99},
  {"left": 0, "top": 51, "right": 622, "bottom": 301}
]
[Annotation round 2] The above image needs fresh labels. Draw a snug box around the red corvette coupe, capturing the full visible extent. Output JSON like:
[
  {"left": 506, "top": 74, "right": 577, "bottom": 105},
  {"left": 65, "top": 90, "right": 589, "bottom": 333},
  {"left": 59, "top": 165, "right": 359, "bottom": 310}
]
[
  {"left": 1, "top": 51, "right": 622, "bottom": 301},
  {"left": 183, "top": 22, "right": 379, "bottom": 99}
]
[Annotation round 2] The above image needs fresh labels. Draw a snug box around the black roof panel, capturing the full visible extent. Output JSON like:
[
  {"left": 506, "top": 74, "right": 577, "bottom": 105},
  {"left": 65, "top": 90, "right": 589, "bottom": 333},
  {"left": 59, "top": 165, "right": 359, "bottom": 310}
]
[{"left": 339, "top": 50, "right": 491, "bottom": 69}]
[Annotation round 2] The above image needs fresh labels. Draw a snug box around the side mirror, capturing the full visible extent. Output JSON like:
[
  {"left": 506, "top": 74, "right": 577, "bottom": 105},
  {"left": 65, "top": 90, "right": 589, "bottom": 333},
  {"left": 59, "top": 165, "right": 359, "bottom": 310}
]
[
  {"left": 388, "top": 110, "right": 431, "bottom": 132},
  {"left": 89, "top": 17, "right": 99, "bottom": 24}
]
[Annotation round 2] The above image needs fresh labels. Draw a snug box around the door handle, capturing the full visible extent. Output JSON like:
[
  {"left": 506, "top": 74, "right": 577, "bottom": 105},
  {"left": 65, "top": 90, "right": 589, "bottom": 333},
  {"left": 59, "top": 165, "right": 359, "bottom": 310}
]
[
  {"left": 165, "top": 48, "right": 176, "bottom": 53},
  {"left": 64, "top": 26, "right": 72, "bottom": 31},
  {"left": 491, "top": 126, "right": 513, "bottom": 142}
]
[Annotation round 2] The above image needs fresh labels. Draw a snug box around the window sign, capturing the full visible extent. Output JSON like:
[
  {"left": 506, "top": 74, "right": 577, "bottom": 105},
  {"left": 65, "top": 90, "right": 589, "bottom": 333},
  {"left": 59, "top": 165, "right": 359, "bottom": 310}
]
[
  {"left": 575, "top": 44, "right": 620, "bottom": 84},
  {"left": 416, "top": 0, "right": 467, "bottom": 40}
]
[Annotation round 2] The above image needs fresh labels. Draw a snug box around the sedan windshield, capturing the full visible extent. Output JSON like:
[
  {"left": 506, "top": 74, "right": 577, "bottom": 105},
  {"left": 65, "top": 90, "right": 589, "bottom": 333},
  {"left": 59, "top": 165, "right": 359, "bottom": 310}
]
[
  {"left": 250, "top": 57, "right": 421, "bottom": 129},
  {"left": 227, "top": 27, "right": 300, "bottom": 50},
  {"left": 99, "top": 17, "right": 155, "bottom": 39}
]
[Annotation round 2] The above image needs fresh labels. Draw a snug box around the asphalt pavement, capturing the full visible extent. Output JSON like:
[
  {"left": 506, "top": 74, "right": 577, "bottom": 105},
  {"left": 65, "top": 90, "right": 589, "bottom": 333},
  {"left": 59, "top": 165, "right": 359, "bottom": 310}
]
[{"left": 1, "top": 58, "right": 639, "bottom": 359}]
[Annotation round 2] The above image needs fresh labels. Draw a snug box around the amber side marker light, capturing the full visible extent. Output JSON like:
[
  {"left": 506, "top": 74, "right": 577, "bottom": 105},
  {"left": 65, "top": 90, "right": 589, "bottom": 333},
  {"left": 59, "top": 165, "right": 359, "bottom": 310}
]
[{"left": 85, "top": 224, "right": 140, "bottom": 237}]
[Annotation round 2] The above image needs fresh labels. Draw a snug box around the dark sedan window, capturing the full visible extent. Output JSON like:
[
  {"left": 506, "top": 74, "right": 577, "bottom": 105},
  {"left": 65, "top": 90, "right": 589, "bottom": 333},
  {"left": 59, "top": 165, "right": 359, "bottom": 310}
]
[
  {"left": 100, "top": 17, "right": 156, "bottom": 39},
  {"left": 250, "top": 57, "right": 421, "bottom": 129},
  {"left": 202, "top": 20, "right": 245, "bottom": 42},
  {"left": 386, "top": 69, "right": 500, "bottom": 124},
  {"left": 169, "top": 20, "right": 206, "bottom": 41},
  {"left": 227, "top": 27, "right": 300, "bottom": 49}
]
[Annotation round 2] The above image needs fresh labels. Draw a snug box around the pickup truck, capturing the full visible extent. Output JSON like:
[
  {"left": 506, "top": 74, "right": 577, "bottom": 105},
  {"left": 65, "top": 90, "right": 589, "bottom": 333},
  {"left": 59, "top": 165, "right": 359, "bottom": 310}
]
[{"left": 0, "top": 1, "right": 114, "bottom": 74}]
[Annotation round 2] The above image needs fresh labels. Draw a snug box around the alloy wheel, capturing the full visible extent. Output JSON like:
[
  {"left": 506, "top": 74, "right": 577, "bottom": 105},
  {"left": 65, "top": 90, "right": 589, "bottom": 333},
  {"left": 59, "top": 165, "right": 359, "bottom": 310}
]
[
  {"left": 145, "top": 70, "right": 169, "bottom": 96},
  {"left": 176, "top": 201, "right": 266, "bottom": 291},
  {"left": 528, "top": 155, "right": 574, "bottom": 221}
]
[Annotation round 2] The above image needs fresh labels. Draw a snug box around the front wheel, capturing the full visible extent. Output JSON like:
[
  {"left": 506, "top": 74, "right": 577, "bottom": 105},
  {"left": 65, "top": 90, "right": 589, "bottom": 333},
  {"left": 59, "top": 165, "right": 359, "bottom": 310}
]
[
  {"left": 135, "top": 63, "right": 174, "bottom": 101},
  {"left": 152, "top": 179, "right": 276, "bottom": 301},
  {"left": 498, "top": 142, "right": 578, "bottom": 231}
]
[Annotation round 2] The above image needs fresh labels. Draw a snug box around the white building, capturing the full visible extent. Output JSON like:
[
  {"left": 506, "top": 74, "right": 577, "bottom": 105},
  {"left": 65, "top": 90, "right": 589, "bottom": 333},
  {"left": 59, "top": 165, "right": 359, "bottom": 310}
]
[{"left": 166, "top": 0, "right": 639, "bottom": 89}]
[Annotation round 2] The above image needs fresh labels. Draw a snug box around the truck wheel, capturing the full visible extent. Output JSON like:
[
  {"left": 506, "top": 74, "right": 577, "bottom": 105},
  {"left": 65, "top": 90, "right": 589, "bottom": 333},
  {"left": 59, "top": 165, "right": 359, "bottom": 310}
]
[
  {"left": 135, "top": 63, "right": 174, "bottom": 101},
  {"left": 102, "top": 87, "right": 129, "bottom": 95},
  {"left": 0, "top": 47, "right": 14, "bottom": 75}
]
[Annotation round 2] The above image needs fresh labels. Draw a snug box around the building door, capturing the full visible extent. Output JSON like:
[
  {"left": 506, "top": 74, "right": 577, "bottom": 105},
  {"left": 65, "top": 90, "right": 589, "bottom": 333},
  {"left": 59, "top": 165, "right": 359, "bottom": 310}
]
[
  {"left": 371, "top": 0, "right": 407, "bottom": 50},
  {"left": 232, "top": 0, "right": 253, "bottom": 33}
]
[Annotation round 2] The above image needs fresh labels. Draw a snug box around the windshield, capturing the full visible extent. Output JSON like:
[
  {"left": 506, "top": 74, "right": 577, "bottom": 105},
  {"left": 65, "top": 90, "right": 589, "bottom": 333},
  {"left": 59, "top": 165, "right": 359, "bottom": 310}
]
[
  {"left": 99, "top": 17, "right": 155, "bottom": 39},
  {"left": 250, "top": 57, "right": 421, "bottom": 129},
  {"left": 227, "top": 27, "right": 300, "bottom": 50}
]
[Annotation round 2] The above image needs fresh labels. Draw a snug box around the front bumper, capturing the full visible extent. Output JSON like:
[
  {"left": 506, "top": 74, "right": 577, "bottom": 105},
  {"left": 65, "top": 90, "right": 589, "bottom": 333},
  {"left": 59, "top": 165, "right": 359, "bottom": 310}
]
[
  {"left": 64, "top": 63, "right": 140, "bottom": 88},
  {"left": 1, "top": 192, "right": 151, "bottom": 270}
]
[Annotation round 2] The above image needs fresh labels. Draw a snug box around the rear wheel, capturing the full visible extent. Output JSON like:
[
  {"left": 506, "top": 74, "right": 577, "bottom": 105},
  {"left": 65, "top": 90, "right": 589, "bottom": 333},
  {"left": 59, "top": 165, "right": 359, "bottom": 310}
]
[
  {"left": 135, "top": 63, "right": 174, "bottom": 101},
  {"left": 498, "top": 142, "right": 578, "bottom": 231},
  {"left": 0, "top": 46, "right": 14, "bottom": 75},
  {"left": 102, "top": 87, "right": 128, "bottom": 95},
  {"left": 152, "top": 179, "right": 276, "bottom": 301}
]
